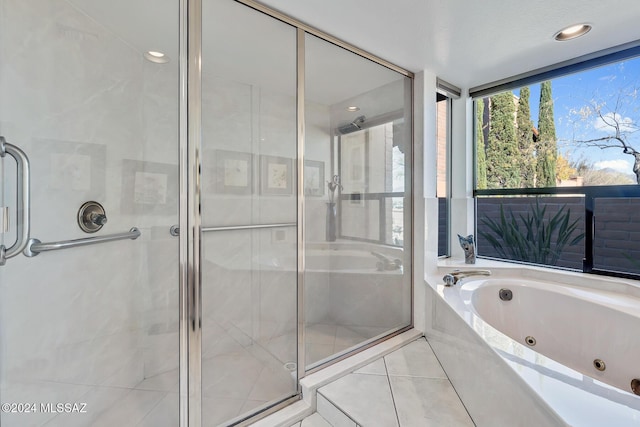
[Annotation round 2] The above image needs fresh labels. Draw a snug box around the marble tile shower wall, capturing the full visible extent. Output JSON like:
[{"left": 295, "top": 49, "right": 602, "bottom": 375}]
[
  {"left": 200, "top": 77, "right": 332, "bottom": 227},
  {"left": 0, "top": 0, "right": 179, "bottom": 407},
  {"left": 202, "top": 78, "right": 299, "bottom": 226},
  {"left": 140, "top": 60, "right": 180, "bottom": 379},
  {"left": 305, "top": 102, "right": 332, "bottom": 243},
  {"left": 199, "top": 75, "right": 335, "bottom": 342},
  {"left": 201, "top": 78, "right": 298, "bottom": 364}
]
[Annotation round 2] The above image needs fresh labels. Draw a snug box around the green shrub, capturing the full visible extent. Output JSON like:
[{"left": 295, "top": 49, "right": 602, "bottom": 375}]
[{"left": 479, "top": 198, "right": 584, "bottom": 265}]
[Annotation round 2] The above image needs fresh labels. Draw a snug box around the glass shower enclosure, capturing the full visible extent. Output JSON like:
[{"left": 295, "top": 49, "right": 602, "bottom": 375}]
[
  {"left": 0, "top": 0, "right": 181, "bottom": 426},
  {"left": 199, "top": 1, "right": 298, "bottom": 423},
  {"left": 0, "top": 0, "right": 413, "bottom": 426},
  {"left": 303, "top": 34, "right": 413, "bottom": 368}
]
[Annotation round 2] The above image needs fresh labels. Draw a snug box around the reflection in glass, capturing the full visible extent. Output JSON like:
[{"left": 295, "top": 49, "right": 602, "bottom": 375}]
[
  {"left": 200, "top": 1, "right": 298, "bottom": 424},
  {"left": 304, "top": 34, "right": 412, "bottom": 368}
]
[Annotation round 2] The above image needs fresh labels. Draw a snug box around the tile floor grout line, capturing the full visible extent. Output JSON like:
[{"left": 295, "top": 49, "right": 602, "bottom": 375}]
[
  {"left": 28, "top": 378, "right": 156, "bottom": 392},
  {"left": 243, "top": 364, "right": 268, "bottom": 417},
  {"left": 425, "top": 338, "right": 477, "bottom": 426},
  {"left": 121, "top": 388, "right": 167, "bottom": 425},
  {"left": 42, "top": 384, "right": 138, "bottom": 427},
  {"left": 384, "top": 373, "right": 448, "bottom": 379},
  {"left": 317, "top": 389, "right": 361, "bottom": 426},
  {"left": 139, "top": 367, "right": 178, "bottom": 381},
  {"left": 383, "top": 356, "right": 402, "bottom": 427},
  {"left": 134, "top": 391, "right": 170, "bottom": 426},
  {"left": 47, "top": 385, "right": 165, "bottom": 427}
]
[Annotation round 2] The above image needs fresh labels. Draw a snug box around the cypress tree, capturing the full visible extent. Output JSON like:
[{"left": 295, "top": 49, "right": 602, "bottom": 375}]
[
  {"left": 516, "top": 87, "right": 536, "bottom": 187},
  {"left": 476, "top": 99, "right": 487, "bottom": 189},
  {"left": 537, "top": 81, "right": 557, "bottom": 187},
  {"left": 486, "top": 92, "right": 520, "bottom": 189}
]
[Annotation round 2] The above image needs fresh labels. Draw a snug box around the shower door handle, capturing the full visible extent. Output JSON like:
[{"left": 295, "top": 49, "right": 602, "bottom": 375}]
[{"left": 0, "top": 136, "right": 30, "bottom": 265}]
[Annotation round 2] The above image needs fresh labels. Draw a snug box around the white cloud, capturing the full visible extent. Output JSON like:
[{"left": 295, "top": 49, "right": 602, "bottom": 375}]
[
  {"left": 598, "top": 74, "right": 617, "bottom": 82},
  {"left": 594, "top": 112, "right": 635, "bottom": 133},
  {"left": 593, "top": 159, "right": 632, "bottom": 173}
]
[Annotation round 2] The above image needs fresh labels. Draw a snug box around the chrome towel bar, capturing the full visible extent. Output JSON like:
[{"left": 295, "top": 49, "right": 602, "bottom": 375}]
[
  {"left": 201, "top": 223, "right": 296, "bottom": 232},
  {"left": 24, "top": 227, "right": 141, "bottom": 257}
]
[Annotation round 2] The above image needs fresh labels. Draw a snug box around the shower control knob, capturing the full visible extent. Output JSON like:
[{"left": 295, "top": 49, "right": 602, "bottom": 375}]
[
  {"left": 90, "top": 213, "right": 108, "bottom": 226},
  {"left": 78, "top": 201, "right": 107, "bottom": 233}
]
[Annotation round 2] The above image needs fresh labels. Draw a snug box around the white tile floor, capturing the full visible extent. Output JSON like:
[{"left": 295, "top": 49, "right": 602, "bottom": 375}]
[
  {"left": 289, "top": 412, "right": 333, "bottom": 427},
  {"left": 304, "top": 323, "right": 390, "bottom": 367},
  {"left": 296, "top": 337, "right": 475, "bottom": 427},
  {"left": 2, "top": 324, "right": 413, "bottom": 427},
  {"left": 2, "top": 320, "right": 295, "bottom": 427}
]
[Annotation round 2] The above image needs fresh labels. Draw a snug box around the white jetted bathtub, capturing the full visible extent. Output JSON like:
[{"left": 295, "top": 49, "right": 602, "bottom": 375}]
[
  {"left": 427, "top": 267, "right": 640, "bottom": 427},
  {"left": 463, "top": 278, "right": 640, "bottom": 395}
]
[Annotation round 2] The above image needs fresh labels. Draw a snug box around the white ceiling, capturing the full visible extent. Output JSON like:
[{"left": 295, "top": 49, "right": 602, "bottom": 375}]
[
  {"left": 258, "top": 0, "right": 640, "bottom": 90},
  {"left": 66, "top": 0, "right": 640, "bottom": 92},
  {"left": 67, "top": 0, "right": 406, "bottom": 108}
]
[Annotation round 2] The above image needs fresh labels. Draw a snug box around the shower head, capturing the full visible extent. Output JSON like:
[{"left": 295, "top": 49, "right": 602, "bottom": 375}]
[{"left": 337, "top": 115, "right": 366, "bottom": 135}]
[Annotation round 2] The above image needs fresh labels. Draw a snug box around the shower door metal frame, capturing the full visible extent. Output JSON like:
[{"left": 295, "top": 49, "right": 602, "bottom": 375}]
[
  {"left": 178, "top": 1, "right": 415, "bottom": 426},
  {"left": 179, "top": 0, "right": 201, "bottom": 425}
]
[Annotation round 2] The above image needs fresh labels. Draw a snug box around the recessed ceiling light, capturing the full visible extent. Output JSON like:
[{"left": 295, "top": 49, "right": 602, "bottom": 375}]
[
  {"left": 554, "top": 24, "right": 592, "bottom": 41},
  {"left": 144, "top": 50, "right": 170, "bottom": 64},
  {"left": 346, "top": 106, "right": 360, "bottom": 112}
]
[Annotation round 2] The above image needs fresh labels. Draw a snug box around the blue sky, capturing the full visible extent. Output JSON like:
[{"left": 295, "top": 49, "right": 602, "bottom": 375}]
[{"left": 512, "top": 57, "right": 640, "bottom": 176}]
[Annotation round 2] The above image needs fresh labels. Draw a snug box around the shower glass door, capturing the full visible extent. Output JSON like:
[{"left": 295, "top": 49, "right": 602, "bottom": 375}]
[
  {"left": 200, "top": 1, "right": 299, "bottom": 425},
  {"left": 0, "top": 0, "right": 180, "bottom": 426},
  {"left": 304, "top": 34, "right": 413, "bottom": 368}
]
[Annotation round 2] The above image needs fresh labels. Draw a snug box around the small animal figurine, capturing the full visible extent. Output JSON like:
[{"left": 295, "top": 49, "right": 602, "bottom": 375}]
[{"left": 458, "top": 234, "right": 476, "bottom": 264}]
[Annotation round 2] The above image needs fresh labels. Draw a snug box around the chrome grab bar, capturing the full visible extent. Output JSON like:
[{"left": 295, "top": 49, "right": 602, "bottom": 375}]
[
  {"left": 201, "top": 223, "right": 296, "bottom": 232},
  {"left": 0, "top": 136, "right": 31, "bottom": 265},
  {"left": 24, "top": 227, "right": 141, "bottom": 257}
]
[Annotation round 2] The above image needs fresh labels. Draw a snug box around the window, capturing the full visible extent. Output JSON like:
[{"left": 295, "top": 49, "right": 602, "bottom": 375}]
[
  {"left": 474, "top": 54, "right": 640, "bottom": 278},
  {"left": 437, "top": 92, "right": 451, "bottom": 256}
]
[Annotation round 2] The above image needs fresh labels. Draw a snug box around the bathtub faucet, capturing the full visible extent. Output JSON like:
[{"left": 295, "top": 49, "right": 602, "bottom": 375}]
[
  {"left": 371, "top": 251, "right": 402, "bottom": 271},
  {"left": 442, "top": 269, "right": 491, "bottom": 286}
]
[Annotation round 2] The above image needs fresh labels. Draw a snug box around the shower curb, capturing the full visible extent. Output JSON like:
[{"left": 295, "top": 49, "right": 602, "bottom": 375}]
[{"left": 249, "top": 328, "right": 423, "bottom": 426}]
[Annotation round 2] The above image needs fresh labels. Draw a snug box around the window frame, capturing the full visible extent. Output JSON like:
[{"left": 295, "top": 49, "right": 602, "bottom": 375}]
[{"left": 471, "top": 43, "right": 640, "bottom": 280}]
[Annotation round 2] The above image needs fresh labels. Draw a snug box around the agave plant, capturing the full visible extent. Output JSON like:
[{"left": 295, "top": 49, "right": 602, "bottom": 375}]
[
  {"left": 622, "top": 253, "right": 640, "bottom": 272},
  {"left": 479, "top": 198, "right": 585, "bottom": 265}
]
